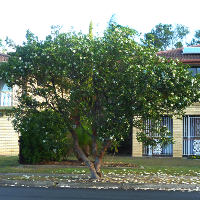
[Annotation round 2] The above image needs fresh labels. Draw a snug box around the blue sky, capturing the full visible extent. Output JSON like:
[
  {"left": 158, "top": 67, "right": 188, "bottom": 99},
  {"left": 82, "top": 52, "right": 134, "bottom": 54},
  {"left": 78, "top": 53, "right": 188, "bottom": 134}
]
[{"left": 0, "top": 0, "right": 200, "bottom": 45}]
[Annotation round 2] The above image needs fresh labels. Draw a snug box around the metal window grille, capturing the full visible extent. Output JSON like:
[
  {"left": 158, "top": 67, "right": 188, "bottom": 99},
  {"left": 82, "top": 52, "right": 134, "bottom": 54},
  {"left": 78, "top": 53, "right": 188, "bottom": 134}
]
[
  {"left": 143, "top": 116, "right": 173, "bottom": 156},
  {"left": 0, "top": 92, "right": 13, "bottom": 106},
  {"left": 183, "top": 116, "right": 200, "bottom": 156}
]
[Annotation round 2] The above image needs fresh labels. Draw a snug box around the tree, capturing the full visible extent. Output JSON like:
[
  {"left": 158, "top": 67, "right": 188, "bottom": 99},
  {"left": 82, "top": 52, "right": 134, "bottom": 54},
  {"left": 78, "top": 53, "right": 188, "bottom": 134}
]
[
  {"left": 0, "top": 38, "right": 2, "bottom": 48},
  {"left": 0, "top": 38, "right": 4, "bottom": 53},
  {"left": 144, "top": 23, "right": 189, "bottom": 50},
  {"left": 188, "top": 30, "right": 200, "bottom": 46},
  {"left": 0, "top": 36, "right": 16, "bottom": 53},
  {"left": 0, "top": 24, "right": 199, "bottom": 179}
]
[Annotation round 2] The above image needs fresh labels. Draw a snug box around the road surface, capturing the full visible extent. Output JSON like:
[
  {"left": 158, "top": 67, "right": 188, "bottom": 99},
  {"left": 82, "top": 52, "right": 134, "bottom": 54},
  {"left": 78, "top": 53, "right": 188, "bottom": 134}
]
[{"left": 0, "top": 187, "right": 199, "bottom": 200}]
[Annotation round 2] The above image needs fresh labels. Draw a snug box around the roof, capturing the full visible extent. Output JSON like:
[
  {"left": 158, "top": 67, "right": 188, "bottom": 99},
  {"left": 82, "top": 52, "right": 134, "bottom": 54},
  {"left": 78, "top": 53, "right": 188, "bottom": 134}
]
[
  {"left": 0, "top": 53, "right": 9, "bottom": 62},
  {"left": 157, "top": 45, "right": 200, "bottom": 66}
]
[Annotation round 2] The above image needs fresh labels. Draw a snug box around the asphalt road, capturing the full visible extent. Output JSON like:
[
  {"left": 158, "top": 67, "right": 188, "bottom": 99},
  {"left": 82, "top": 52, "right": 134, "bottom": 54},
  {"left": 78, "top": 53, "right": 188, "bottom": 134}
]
[{"left": 0, "top": 187, "right": 200, "bottom": 200}]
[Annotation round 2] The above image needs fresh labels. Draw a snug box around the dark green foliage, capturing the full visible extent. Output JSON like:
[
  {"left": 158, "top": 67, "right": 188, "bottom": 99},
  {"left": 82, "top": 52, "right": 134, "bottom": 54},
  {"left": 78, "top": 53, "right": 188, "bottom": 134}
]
[
  {"left": 15, "top": 110, "right": 71, "bottom": 164},
  {"left": 76, "top": 126, "right": 92, "bottom": 146}
]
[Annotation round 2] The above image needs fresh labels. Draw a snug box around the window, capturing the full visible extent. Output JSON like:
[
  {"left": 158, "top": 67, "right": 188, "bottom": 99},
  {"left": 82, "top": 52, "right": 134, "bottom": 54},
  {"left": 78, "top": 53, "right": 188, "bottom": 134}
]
[
  {"left": 188, "top": 67, "right": 200, "bottom": 76},
  {"left": 0, "top": 80, "right": 12, "bottom": 106},
  {"left": 183, "top": 116, "right": 200, "bottom": 156},
  {"left": 143, "top": 116, "right": 173, "bottom": 156}
]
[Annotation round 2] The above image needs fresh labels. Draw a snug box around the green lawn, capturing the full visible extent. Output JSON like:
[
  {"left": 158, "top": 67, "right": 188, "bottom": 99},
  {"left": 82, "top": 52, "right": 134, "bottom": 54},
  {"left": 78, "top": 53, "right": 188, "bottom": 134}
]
[
  {"left": 103, "top": 155, "right": 200, "bottom": 167},
  {"left": 0, "top": 156, "right": 19, "bottom": 167},
  {"left": 0, "top": 155, "right": 199, "bottom": 176}
]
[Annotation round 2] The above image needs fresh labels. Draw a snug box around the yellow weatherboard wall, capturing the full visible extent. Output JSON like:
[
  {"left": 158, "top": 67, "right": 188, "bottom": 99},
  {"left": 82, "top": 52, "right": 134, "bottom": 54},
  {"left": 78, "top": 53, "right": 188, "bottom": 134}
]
[{"left": 0, "top": 114, "right": 19, "bottom": 156}]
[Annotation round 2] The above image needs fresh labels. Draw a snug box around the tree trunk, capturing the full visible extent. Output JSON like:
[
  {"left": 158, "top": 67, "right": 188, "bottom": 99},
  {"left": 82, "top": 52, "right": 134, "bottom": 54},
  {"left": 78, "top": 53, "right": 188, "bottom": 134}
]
[
  {"left": 94, "top": 157, "right": 102, "bottom": 177},
  {"left": 91, "top": 128, "right": 97, "bottom": 157},
  {"left": 94, "top": 140, "right": 111, "bottom": 178},
  {"left": 70, "top": 128, "right": 100, "bottom": 179},
  {"left": 83, "top": 145, "right": 90, "bottom": 157}
]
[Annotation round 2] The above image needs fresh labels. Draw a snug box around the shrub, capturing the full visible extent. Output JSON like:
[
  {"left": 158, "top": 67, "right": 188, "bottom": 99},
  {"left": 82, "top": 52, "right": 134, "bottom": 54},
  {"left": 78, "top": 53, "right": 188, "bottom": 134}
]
[
  {"left": 188, "top": 155, "right": 200, "bottom": 159},
  {"left": 14, "top": 110, "right": 72, "bottom": 164}
]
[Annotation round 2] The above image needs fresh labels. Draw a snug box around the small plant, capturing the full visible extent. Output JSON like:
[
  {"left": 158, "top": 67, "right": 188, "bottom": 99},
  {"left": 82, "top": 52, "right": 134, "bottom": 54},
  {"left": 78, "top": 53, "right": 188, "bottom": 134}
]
[{"left": 188, "top": 155, "right": 200, "bottom": 159}]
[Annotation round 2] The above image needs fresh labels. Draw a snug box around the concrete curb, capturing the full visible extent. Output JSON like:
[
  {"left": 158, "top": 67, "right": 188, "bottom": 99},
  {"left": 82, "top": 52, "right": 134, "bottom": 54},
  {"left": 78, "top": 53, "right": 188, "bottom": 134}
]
[{"left": 0, "top": 178, "right": 199, "bottom": 191}]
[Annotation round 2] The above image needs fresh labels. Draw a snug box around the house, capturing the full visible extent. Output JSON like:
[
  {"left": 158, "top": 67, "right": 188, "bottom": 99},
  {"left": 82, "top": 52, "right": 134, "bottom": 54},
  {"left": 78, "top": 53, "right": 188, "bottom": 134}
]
[
  {"left": 0, "top": 53, "right": 19, "bottom": 155},
  {"left": 132, "top": 45, "right": 200, "bottom": 158},
  {"left": 2, "top": 44, "right": 200, "bottom": 157}
]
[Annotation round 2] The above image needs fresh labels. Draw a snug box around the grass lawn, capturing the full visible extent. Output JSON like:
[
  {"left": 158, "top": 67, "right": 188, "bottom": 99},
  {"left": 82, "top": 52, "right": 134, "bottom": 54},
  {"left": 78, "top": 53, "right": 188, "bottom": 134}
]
[
  {"left": 0, "top": 155, "right": 199, "bottom": 176},
  {"left": 102, "top": 155, "right": 200, "bottom": 176},
  {"left": 103, "top": 155, "right": 200, "bottom": 167}
]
